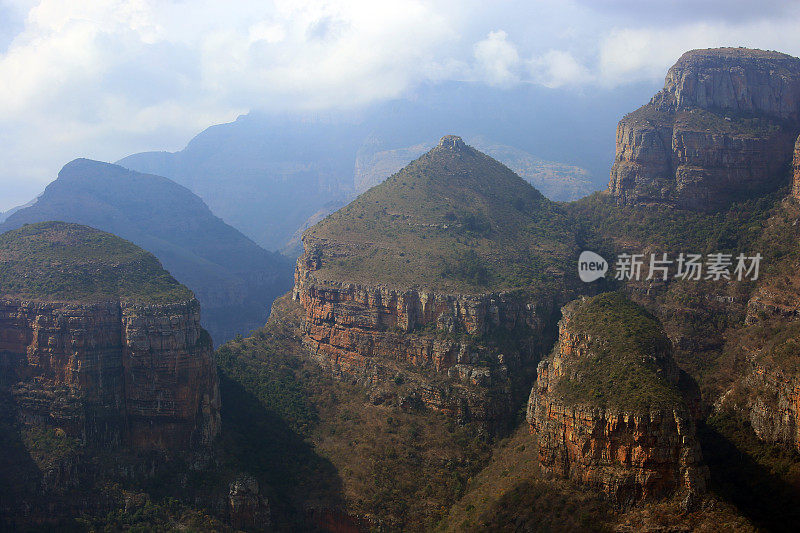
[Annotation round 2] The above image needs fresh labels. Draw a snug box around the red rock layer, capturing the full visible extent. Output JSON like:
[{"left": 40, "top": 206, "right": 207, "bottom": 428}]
[
  {"left": 793, "top": 135, "right": 800, "bottom": 199},
  {"left": 293, "top": 254, "right": 553, "bottom": 427},
  {"left": 527, "top": 302, "right": 708, "bottom": 507},
  {"left": 0, "top": 297, "right": 220, "bottom": 450}
]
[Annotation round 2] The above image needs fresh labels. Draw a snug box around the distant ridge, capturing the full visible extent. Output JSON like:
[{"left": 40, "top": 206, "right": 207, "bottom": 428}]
[{"left": 0, "top": 159, "right": 293, "bottom": 343}]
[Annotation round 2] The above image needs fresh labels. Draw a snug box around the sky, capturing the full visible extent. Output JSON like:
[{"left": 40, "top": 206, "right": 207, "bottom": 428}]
[{"left": 2, "top": 0, "right": 800, "bottom": 211}]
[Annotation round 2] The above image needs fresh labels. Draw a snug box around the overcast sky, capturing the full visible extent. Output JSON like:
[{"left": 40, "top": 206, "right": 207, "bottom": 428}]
[{"left": 2, "top": 0, "right": 800, "bottom": 211}]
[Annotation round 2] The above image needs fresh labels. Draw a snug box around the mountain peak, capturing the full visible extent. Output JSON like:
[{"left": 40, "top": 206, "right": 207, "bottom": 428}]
[
  {"left": 436, "top": 135, "right": 467, "bottom": 151},
  {"left": 303, "top": 137, "right": 576, "bottom": 293}
]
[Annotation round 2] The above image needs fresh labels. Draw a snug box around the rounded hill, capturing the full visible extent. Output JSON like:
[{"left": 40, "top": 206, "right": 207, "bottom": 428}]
[
  {"left": 555, "top": 292, "right": 685, "bottom": 411},
  {"left": 0, "top": 222, "right": 193, "bottom": 304}
]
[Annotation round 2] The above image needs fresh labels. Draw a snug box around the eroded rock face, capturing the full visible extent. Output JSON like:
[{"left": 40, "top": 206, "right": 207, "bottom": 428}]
[
  {"left": 793, "top": 135, "right": 800, "bottom": 199},
  {"left": 227, "top": 475, "right": 271, "bottom": 531},
  {"left": 609, "top": 48, "right": 800, "bottom": 210},
  {"left": 293, "top": 248, "right": 555, "bottom": 430},
  {"left": 527, "top": 299, "right": 708, "bottom": 507},
  {"left": 0, "top": 297, "right": 220, "bottom": 450},
  {"left": 744, "top": 364, "right": 800, "bottom": 452}
]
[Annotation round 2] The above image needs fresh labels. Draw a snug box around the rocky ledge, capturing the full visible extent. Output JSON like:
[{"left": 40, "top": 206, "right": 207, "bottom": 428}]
[
  {"left": 527, "top": 294, "right": 708, "bottom": 508},
  {"left": 609, "top": 48, "right": 800, "bottom": 210}
]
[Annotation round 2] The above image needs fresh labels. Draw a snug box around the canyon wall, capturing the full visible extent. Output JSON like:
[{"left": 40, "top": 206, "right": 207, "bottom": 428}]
[
  {"left": 293, "top": 249, "right": 556, "bottom": 429},
  {"left": 609, "top": 48, "right": 800, "bottom": 210},
  {"left": 527, "top": 296, "right": 708, "bottom": 508},
  {"left": 0, "top": 297, "right": 220, "bottom": 450},
  {"left": 793, "top": 135, "right": 800, "bottom": 199}
]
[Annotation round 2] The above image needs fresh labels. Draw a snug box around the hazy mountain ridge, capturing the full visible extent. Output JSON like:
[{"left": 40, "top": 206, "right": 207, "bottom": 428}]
[
  {"left": 0, "top": 159, "right": 293, "bottom": 343},
  {"left": 118, "top": 81, "right": 657, "bottom": 250}
]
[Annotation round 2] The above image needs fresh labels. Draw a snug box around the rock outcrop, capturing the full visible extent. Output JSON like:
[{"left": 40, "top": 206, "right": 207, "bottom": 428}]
[
  {"left": 609, "top": 48, "right": 800, "bottom": 210},
  {"left": 744, "top": 362, "right": 800, "bottom": 452},
  {"left": 528, "top": 294, "right": 708, "bottom": 507},
  {"left": 0, "top": 223, "right": 220, "bottom": 450},
  {"left": 227, "top": 475, "right": 271, "bottom": 531},
  {"left": 793, "top": 135, "right": 800, "bottom": 199}
]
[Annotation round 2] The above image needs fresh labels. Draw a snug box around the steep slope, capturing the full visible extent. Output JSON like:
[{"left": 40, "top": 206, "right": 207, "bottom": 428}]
[
  {"left": 609, "top": 48, "right": 800, "bottom": 210},
  {"left": 0, "top": 222, "right": 243, "bottom": 530},
  {"left": 0, "top": 222, "right": 220, "bottom": 448},
  {"left": 793, "top": 134, "right": 800, "bottom": 198},
  {"left": 303, "top": 135, "right": 578, "bottom": 292},
  {"left": 295, "top": 135, "right": 584, "bottom": 432},
  {"left": 0, "top": 158, "right": 293, "bottom": 343}
]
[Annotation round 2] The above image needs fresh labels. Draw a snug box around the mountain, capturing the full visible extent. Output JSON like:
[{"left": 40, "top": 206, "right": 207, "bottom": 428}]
[
  {"left": 528, "top": 293, "right": 707, "bottom": 508},
  {"left": 0, "top": 222, "right": 222, "bottom": 526},
  {"left": 303, "top": 135, "right": 579, "bottom": 293},
  {"left": 609, "top": 48, "right": 800, "bottom": 210},
  {"left": 0, "top": 159, "right": 293, "bottom": 343},
  {"left": 0, "top": 199, "right": 35, "bottom": 223},
  {"left": 117, "top": 81, "right": 657, "bottom": 249},
  {"left": 354, "top": 135, "right": 594, "bottom": 201},
  {"left": 294, "top": 135, "right": 586, "bottom": 438}
]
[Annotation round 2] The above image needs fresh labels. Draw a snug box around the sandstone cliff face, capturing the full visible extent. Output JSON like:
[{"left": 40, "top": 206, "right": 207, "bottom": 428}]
[
  {"left": 294, "top": 250, "right": 554, "bottom": 429},
  {"left": 743, "top": 363, "right": 800, "bottom": 452},
  {"left": 609, "top": 48, "right": 800, "bottom": 210},
  {"left": 792, "top": 135, "right": 800, "bottom": 199},
  {"left": 0, "top": 297, "right": 220, "bottom": 450},
  {"left": 527, "top": 298, "right": 708, "bottom": 507}
]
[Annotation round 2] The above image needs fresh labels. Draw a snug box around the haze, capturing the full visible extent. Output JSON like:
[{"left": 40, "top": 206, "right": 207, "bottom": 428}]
[{"left": 2, "top": 0, "right": 800, "bottom": 211}]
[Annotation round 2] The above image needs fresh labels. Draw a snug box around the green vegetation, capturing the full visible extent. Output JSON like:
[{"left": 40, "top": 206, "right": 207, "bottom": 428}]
[
  {"left": 554, "top": 292, "right": 684, "bottom": 410},
  {"left": 569, "top": 189, "right": 782, "bottom": 255},
  {"left": 623, "top": 102, "right": 784, "bottom": 138},
  {"left": 214, "top": 297, "right": 493, "bottom": 530},
  {"left": 0, "top": 222, "right": 192, "bottom": 304},
  {"left": 306, "top": 139, "right": 579, "bottom": 294}
]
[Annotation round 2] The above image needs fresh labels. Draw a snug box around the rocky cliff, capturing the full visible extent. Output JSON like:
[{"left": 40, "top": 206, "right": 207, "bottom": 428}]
[
  {"left": 609, "top": 48, "right": 800, "bottom": 210},
  {"left": 793, "top": 135, "right": 800, "bottom": 199},
  {"left": 294, "top": 254, "right": 554, "bottom": 428},
  {"left": 0, "top": 223, "right": 220, "bottom": 450},
  {"left": 527, "top": 293, "right": 707, "bottom": 507}
]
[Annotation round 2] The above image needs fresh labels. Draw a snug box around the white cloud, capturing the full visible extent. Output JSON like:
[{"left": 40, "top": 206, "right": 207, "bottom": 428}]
[
  {"left": 473, "top": 30, "right": 520, "bottom": 86},
  {"left": 597, "top": 19, "right": 800, "bottom": 86},
  {"left": 2, "top": 0, "right": 800, "bottom": 210},
  {"left": 529, "top": 50, "right": 591, "bottom": 88}
]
